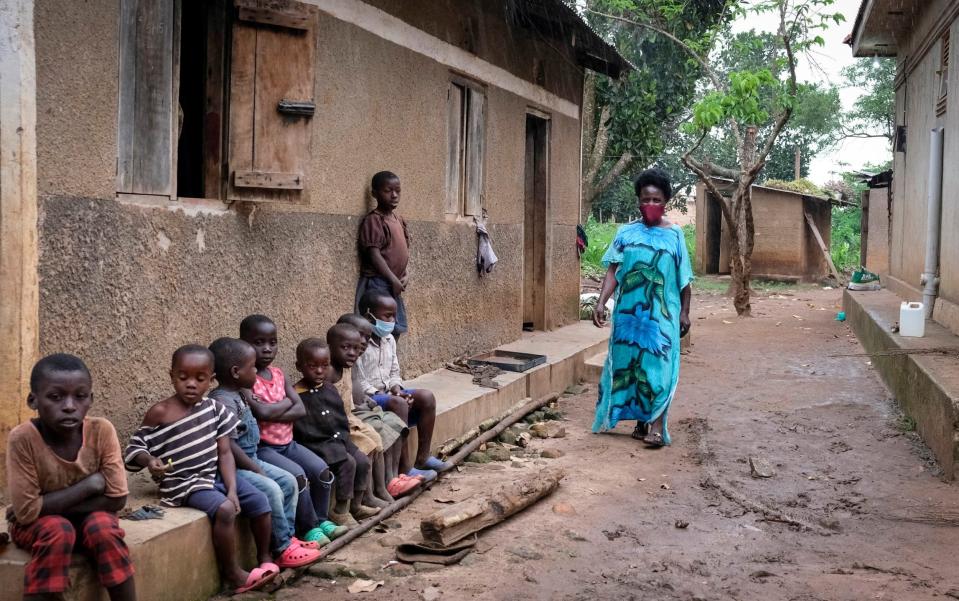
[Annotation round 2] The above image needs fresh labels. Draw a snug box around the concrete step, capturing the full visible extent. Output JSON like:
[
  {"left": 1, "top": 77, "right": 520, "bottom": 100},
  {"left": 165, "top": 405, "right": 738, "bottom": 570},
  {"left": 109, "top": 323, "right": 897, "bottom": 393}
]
[
  {"left": 844, "top": 288, "right": 959, "bottom": 480},
  {"left": 0, "top": 321, "right": 609, "bottom": 599},
  {"left": 583, "top": 352, "right": 606, "bottom": 382}
]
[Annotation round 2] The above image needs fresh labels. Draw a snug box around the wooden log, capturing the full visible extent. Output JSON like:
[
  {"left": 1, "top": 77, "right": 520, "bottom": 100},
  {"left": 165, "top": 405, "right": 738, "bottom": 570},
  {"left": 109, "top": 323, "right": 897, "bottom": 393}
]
[
  {"left": 317, "top": 392, "right": 560, "bottom": 559},
  {"left": 446, "top": 393, "right": 560, "bottom": 466},
  {"left": 421, "top": 468, "right": 564, "bottom": 546},
  {"left": 436, "top": 396, "right": 532, "bottom": 459},
  {"left": 804, "top": 210, "right": 842, "bottom": 283}
]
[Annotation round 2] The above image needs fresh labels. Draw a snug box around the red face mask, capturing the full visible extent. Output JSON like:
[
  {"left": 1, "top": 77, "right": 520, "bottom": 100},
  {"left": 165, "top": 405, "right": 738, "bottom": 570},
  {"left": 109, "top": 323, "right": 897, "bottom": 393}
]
[{"left": 640, "top": 203, "right": 665, "bottom": 225}]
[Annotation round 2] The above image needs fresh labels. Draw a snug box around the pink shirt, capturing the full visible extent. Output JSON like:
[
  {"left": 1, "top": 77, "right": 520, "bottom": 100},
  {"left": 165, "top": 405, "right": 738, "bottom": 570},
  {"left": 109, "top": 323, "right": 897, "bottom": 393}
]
[{"left": 254, "top": 366, "right": 292, "bottom": 445}]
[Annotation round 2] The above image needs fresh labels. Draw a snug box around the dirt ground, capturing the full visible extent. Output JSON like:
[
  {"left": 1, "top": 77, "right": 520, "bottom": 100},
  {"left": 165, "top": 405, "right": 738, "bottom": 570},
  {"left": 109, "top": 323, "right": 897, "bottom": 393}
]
[{"left": 273, "top": 283, "right": 959, "bottom": 601}]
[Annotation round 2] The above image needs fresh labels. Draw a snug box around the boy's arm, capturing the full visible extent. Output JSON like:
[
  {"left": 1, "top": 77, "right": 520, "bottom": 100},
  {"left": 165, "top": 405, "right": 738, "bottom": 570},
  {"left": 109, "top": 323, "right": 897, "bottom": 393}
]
[
  {"left": 37, "top": 473, "right": 109, "bottom": 516},
  {"left": 42, "top": 478, "right": 127, "bottom": 516},
  {"left": 387, "top": 342, "right": 404, "bottom": 395},
  {"left": 273, "top": 380, "right": 307, "bottom": 421},
  {"left": 217, "top": 436, "right": 241, "bottom": 514},
  {"left": 367, "top": 247, "right": 404, "bottom": 294},
  {"left": 353, "top": 356, "right": 381, "bottom": 398},
  {"left": 230, "top": 439, "right": 262, "bottom": 474}
]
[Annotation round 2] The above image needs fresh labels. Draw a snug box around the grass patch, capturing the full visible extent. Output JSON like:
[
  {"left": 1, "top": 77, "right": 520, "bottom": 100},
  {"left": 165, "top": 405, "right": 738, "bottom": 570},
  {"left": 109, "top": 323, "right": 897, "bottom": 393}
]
[
  {"left": 580, "top": 218, "right": 619, "bottom": 278},
  {"left": 831, "top": 205, "right": 862, "bottom": 274}
]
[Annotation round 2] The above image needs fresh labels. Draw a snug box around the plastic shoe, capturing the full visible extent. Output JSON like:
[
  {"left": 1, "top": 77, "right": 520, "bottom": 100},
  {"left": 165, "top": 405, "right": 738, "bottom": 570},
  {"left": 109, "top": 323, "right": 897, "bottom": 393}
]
[
  {"left": 318, "top": 520, "right": 349, "bottom": 540},
  {"left": 301, "top": 527, "right": 331, "bottom": 546},
  {"left": 275, "top": 543, "right": 322, "bottom": 568},
  {"left": 290, "top": 536, "right": 319, "bottom": 550}
]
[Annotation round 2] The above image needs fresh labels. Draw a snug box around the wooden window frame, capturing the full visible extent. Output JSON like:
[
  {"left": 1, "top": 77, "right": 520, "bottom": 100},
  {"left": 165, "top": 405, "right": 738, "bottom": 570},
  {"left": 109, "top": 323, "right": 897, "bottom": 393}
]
[
  {"left": 445, "top": 76, "right": 487, "bottom": 217},
  {"left": 116, "top": 0, "right": 317, "bottom": 205}
]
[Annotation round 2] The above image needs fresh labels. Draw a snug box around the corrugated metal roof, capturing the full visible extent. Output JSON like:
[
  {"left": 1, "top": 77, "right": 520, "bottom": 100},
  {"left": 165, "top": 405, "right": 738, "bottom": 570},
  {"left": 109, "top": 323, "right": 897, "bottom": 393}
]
[{"left": 509, "top": 0, "right": 635, "bottom": 78}]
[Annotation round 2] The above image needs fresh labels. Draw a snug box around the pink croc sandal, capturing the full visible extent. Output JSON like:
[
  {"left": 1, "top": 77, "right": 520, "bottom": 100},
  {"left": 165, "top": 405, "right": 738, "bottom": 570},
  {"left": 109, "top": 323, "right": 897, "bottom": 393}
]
[
  {"left": 291, "top": 536, "right": 319, "bottom": 550},
  {"left": 276, "top": 543, "right": 322, "bottom": 569},
  {"left": 387, "top": 475, "right": 420, "bottom": 497},
  {"left": 233, "top": 565, "right": 277, "bottom": 594}
]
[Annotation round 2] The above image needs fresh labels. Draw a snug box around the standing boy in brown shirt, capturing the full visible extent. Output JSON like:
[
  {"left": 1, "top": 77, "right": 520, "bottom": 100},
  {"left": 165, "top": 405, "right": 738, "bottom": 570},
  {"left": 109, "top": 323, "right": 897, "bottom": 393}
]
[{"left": 355, "top": 170, "right": 410, "bottom": 340}]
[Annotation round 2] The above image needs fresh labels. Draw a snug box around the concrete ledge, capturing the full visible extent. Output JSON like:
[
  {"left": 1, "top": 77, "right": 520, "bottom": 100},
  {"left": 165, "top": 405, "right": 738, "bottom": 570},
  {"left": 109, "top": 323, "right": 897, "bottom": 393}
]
[
  {"left": 1, "top": 473, "right": 222, "bottom": 601},
  {"left": 1, "top": 321, "right": 608, "bottom": 599},
  {"left": 844, "top": 288, "right": 959, "bottom": 480}
]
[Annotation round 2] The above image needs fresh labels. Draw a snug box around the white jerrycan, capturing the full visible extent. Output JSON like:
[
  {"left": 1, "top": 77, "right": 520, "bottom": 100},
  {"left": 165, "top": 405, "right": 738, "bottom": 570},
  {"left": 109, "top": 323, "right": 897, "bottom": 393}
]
[{"left": 899, "top": 302, "right": 925, "bottom": 337}]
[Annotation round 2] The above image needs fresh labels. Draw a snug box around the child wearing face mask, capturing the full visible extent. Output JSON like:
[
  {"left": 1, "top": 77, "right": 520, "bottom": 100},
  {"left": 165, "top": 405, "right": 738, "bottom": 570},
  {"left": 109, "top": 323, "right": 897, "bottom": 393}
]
[{"left": 354, "top": 290, "right": 452, "bottom": 482}]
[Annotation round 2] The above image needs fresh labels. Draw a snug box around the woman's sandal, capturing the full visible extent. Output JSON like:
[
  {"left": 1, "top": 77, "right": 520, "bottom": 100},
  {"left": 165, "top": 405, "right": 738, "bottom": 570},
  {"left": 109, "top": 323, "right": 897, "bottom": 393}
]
[
  {"left": 275, "top": 543, "right": 322, "bottom": 569},
  {"left": 631, "top": 422, "right": 650, "bottom": 440},
  {"left": 643, "top": 432, "right": 666, "bottom": 448}
]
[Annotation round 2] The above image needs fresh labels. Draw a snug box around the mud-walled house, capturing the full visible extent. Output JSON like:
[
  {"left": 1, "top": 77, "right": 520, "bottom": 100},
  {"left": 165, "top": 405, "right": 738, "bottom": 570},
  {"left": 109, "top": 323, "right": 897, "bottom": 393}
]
[{"left": 0, "top": 0, "right": 630, "bottom": 480}]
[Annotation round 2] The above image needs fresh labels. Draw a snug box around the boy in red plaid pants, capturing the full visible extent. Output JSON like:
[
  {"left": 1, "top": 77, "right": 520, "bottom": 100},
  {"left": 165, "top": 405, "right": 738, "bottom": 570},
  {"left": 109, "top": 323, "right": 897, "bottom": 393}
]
[{"left": 6, "top": 354, "right": 135, "bottom": 600}]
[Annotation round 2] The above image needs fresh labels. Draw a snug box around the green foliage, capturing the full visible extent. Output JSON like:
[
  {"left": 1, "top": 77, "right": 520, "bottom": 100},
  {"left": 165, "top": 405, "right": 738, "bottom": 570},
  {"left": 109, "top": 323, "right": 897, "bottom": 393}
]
[
  {"left": 580, "top": 219, "right": 620, "bottom": 278},
  {"left": 580, "top": 219, "right": 697, "bottom": 278},
  {"left": 578, "top": 0, "right": 729, "bottom": 206},
  {"left": 682, "top": 224, "right": 696, "bottom": 270},
  {"left": 763, "top": 178, "right": 826, "bottom": 196},
  {"left": 841, "top": 57, "right": 896, "bottom": 142},
  {"left": 831, "top": 205, "right": 862, "bottom": 273}
]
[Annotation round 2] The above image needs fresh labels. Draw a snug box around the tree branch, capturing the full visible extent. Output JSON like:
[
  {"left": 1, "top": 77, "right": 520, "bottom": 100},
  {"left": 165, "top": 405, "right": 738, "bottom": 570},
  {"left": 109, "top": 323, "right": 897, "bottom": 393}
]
[
  {"left": 594, "top": 153, "right": 634, "bottom": 198},
  {"left": 585, "top": 105, "right": 612, "bottom": 185},
  {"left": 584, "top": 8, "right": 726, "bottom": 93}
]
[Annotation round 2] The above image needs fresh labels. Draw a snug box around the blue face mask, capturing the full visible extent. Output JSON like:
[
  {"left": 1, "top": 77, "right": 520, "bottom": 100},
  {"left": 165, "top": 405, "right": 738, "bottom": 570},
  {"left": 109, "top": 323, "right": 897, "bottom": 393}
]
[{"left": 372, "top": 318, "right": 395, "bottom": 338}]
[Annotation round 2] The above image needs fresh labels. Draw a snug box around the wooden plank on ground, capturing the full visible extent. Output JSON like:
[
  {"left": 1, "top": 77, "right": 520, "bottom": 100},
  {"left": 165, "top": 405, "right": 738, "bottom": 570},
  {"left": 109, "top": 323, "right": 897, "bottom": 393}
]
[{"left": 804, "top": 210, "right": 841, "bottom": 282}]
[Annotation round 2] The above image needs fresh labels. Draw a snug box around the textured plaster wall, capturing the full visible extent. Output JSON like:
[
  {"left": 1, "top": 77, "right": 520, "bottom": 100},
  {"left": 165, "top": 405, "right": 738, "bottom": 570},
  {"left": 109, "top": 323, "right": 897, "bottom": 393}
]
[
  {"left": 39, "top": 196, "right": 524, "bottom": 440},
  {"left": 35, "top": 0, "right": 118, "bottom": 199},
  {"left": 33, "top": 1, "right": 584, "bottom": 439}
]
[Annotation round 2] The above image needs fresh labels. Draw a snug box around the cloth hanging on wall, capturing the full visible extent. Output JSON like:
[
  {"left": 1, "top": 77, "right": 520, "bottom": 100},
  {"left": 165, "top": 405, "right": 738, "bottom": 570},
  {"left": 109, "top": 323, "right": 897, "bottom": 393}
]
[{"left": 474, "top": 210, "right": 498, "bottom": 275}]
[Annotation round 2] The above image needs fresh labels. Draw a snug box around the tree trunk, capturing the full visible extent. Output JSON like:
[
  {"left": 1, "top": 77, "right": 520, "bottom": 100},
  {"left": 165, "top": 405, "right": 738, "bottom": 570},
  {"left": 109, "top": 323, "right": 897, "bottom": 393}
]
[{"left": 728, "top": 126, "right": 758, "bottom": 317}]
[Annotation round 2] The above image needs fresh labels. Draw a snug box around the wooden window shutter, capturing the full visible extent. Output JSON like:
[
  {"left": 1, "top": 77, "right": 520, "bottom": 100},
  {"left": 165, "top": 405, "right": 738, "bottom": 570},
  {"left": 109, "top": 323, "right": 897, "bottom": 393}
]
[
  {"left": 464, "top": 88, "right": 486, "bottom": 216},
  {"left": 117, "top": 0, "right": 179, "bottom": 196},
  {"left": 937, "top": 31, "right": 950, "bottom": 117},
  {"left": 228, "top": 0, "right": 318, "bottom": 202},
  {"left": 446, "top": 84, "right": 466, "bottom": 214}
]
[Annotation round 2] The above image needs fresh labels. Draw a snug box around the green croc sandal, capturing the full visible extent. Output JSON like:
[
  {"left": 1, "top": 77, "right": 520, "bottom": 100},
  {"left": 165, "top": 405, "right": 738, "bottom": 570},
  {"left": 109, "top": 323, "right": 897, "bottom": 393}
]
[
  {"left": 301, "top": 527, "right": 331, "bottom": 547},
  {"left": 318, "top": 520, "right": 349, "bottom": 540}
]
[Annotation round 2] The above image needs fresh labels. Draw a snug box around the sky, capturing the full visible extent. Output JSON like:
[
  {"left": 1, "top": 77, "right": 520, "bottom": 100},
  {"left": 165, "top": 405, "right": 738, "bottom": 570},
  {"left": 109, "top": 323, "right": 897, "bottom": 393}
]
[{"left": 731, "top": 0, "right": 892, "bottom": 184}]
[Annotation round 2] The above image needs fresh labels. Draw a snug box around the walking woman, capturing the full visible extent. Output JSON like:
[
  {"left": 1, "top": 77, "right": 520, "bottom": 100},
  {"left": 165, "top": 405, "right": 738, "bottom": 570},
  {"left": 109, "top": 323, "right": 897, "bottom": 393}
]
[{"left": 591, "top": 168, "right": 692, "bottom": 446}]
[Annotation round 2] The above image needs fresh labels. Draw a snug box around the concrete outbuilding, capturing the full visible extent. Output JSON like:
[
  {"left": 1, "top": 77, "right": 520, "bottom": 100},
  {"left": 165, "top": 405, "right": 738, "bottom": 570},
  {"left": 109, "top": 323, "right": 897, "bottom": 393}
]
[{"left": 694, "top": 179, "right": 833, "bottom": 282}]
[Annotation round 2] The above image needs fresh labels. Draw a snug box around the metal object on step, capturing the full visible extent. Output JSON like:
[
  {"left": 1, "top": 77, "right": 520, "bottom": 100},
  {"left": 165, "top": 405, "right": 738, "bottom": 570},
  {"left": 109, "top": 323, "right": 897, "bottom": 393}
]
[{"left": 468, "top": 350, "right": 546, "bottom": 373}]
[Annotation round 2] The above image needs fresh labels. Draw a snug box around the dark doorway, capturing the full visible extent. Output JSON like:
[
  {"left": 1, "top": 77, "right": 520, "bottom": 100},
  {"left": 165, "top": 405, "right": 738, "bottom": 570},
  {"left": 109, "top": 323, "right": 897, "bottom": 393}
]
[
  {"left": 176, "top": 0, "right": 227, "bottom": 199},
  {"left": 705, "top": 193, "right": 723, "bottom": 274},
  {"left": 523, "top": 114, "right": 549, "bottom": 331}
]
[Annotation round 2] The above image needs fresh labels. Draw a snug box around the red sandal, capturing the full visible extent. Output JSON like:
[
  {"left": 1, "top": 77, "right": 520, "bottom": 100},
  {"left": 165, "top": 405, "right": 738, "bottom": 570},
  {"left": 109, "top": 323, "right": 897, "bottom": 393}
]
[{"left": 275, "top": 542, "right": 322, "bottom": 569}]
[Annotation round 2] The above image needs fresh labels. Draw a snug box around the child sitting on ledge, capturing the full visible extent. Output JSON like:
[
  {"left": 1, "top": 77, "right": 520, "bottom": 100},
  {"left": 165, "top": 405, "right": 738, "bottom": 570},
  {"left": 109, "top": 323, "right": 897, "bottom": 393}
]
[
  {"left": 7, "top": 354, "right": 136, "bottom": 601},
  {"left": 125, "top": 345, "right": 276, "bottom": 595},
  {"left": 355, "top": 290, "right": 452, "bottom": 479}
]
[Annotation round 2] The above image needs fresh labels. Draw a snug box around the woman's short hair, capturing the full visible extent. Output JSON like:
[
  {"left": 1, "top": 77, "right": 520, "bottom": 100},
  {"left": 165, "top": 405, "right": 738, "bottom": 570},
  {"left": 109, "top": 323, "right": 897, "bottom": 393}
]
[{"left": 634, "top": 168, "right": 672, "bottom": 200}]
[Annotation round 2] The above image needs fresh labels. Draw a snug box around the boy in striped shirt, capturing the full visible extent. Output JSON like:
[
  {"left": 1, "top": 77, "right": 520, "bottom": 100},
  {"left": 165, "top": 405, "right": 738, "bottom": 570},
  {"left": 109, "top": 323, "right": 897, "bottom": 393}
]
[{"left": 124, "top": 345, "right": 277, "bottom": 594}]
